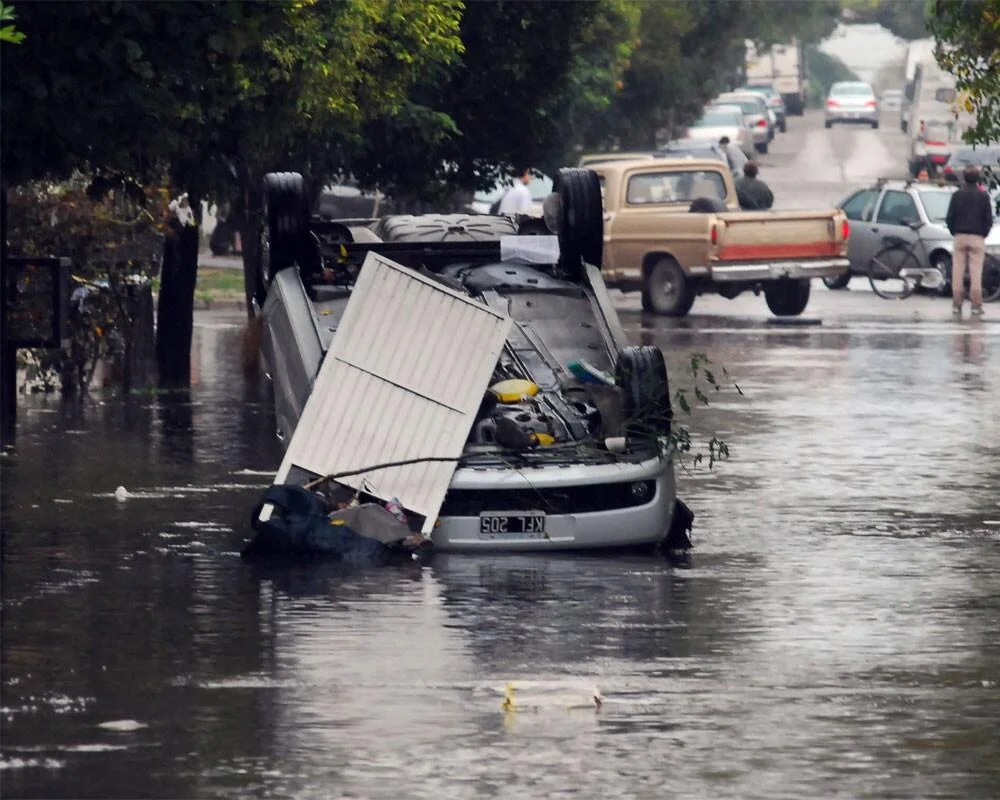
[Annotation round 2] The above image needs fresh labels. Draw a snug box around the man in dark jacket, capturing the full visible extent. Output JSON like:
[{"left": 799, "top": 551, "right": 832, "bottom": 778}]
[
  {"left": 735, "top": 161, "right": 774, "bottom": 211},
  {"left": 945, "top": 166, "right": 994, "bottom": 317}
]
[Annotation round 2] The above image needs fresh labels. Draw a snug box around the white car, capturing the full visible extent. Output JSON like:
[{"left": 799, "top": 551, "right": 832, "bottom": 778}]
[
  {"left": 684, "top": 107, "right": 754, "bottom": 157},
  {"left": 711, "top": 92, "right": 774, "bottom": 153},
  {"left": 825, "top": 81, "right": 880, "bottom": 129}
]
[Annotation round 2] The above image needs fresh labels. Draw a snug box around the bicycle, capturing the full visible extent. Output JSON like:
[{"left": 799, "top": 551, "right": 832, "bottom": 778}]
[{"left": 867, "top": 220, "right": 1000, "bottom": 302}]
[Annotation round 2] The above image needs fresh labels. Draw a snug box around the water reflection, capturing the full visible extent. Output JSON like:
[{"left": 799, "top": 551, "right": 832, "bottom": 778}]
[{"left": 2, "top": 308, "right": 999, "bottom": 799}]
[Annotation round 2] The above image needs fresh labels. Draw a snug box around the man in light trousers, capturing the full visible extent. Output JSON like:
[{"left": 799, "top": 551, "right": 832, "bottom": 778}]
[{"left": 945, "top": 166, "right": 994, "bottom": 318}]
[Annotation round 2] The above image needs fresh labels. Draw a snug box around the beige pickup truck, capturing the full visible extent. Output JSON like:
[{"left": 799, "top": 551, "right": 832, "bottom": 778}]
[{"left": 589, "top": 158, "right": 851, "bottom": 316}]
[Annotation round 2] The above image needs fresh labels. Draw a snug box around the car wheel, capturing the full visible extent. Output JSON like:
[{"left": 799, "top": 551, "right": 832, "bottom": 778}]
[
  {"left": 823, "top": 271, "right": 851, "bottom": 290},
  {"left": 764, "top": 278, "right": 811, "bottom": 316},
  {"left": 824, "top": 120, "right": 833, "bottom": 129},
  {"left": 779, "top": 119, "right": 787, "bottom": 133},
  {"left": 616, "top": 345, "right": 672, "bottom": 440},
  {"left": 642, "top": 257, "right": 695, "bottom": 317},
  {"left": 871, "top": 121, "right": 880, "bottom": 130},
  {"left": 553, "top": 167, "right": 603, "bottom": 281},
  {"left": 259, "top": 172, "right": 309, "bottom": 305},
  {"left": 930, "top": 251, "right": 952, "bottom": 296},
  {"left": 755, "top": 141, "right": 769, "bottom": 154}
]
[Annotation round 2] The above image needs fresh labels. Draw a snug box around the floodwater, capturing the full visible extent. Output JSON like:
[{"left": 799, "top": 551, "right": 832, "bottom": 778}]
[{"left": 3, "top": 287, "right": 999, "bottom": 799}]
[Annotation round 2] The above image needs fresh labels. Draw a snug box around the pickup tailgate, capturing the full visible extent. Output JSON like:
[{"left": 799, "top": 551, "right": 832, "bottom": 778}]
[{"left": 708, "top": 209, "right": 850, "bottom": 282}]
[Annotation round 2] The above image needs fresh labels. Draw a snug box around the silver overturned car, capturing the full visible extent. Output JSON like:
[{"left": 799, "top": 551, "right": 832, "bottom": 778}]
[{"left": 247, "top": 168, "right": 694, "bottom": 555}]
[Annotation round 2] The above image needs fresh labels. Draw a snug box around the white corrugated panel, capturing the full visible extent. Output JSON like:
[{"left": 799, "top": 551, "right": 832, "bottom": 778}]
[{"left": 274, "top": 252, "right": 512, "bottom": 533}]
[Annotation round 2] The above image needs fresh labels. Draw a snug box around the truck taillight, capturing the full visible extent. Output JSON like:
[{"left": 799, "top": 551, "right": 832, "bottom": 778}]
[
  {"left": 710, "top": 224, "right": 718, "bottom": 246},
  {"left": 841, "top": 219, "right": 850, "bottom": 241}
]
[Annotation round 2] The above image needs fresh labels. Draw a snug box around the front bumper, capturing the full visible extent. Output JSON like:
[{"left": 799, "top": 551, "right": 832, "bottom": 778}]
[
  {"left": 700, "top": 257, "right": 851, "bottom": 282},
  {"left": 431, "top": 453, "right": 677, "bottom": 552}
]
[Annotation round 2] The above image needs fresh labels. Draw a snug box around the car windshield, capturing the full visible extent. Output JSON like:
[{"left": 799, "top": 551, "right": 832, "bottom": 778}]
[
  {"left": 694, "top": 111, "right": 741, "bottom": 127},
  {"left": 918, "top": 189, "right": 953, "bottom": 224},
  {"left": 716, "top": 99, "right": 760, "bottom": 115},
  {"left": 831, "top": 83, "right": 873, "bottom": 96}
]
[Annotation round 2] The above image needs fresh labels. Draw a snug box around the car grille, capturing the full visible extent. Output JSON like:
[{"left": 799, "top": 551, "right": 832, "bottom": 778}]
[{"left": 439, "top": 481, "right": 657, "bottom": 516}]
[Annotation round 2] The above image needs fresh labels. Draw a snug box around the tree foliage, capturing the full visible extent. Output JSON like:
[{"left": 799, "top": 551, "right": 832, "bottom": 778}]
[
  {"left": 931, "top": 0, "right": 1000, "bottom": 149},
  {"left": 842, "top": 0, "right": 932, "bottom": 40}
]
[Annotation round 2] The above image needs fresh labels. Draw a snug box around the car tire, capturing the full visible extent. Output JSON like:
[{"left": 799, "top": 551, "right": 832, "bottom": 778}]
[
  {"left": 901, "top": 120, "right": 908, "bottom": 133},
  {"left": 764, "top": 278, "right": 811, "bottom": 316},
  {"left": 871, "top": 121, "right": 880, "bottom": 130},
  {"left": 779, "top": 119, "right": 787, "bottom": 133},
  {"left": 755, "top": 141, "right": 769, "bottom": 154},
  {"left": 616, "top": 345, "right": 672, "bottom": 440},
  {"left": 641, "top": 257, "right": 695, "bottom": 317},
  {"left": 822, "top": 271, "right": 851, "bottom": 290},
  {"left": 930, "top": 251, "right": 952, "bottom": 296},
  {"left": 824, "top": 120, "right": 833, "bottom": 129},
  {"left": 553, "top": 167, "right": 604, "bottom": 281},
  {"left": 259, "top": 172, "right": 309, "bottom": 305}
]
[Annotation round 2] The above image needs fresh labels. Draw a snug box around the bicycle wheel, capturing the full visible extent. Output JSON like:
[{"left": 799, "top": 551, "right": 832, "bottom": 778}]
[
  {"left": 868, "top": 244, "right": 918, "bottom": 299},
  {"left": 983, "top": 256, "right": 1000, "bottom": 303}
]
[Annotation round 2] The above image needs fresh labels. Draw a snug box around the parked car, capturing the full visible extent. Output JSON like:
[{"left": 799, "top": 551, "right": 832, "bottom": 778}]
[
  {"left": 946, "top": 144, "right": 1000, "bottom": 173},
  {"left": 740, "top": 82, "right": 788, "bottom": 132},
  {"left": 827, "top": 179, "right": 961, "bottom": 291},
  {"left": 587, "top": 157, "right": 850, "bottom": 317},
  {"left": 684, "top": 107, "right": 754, "bottom": 158},
  {"left": 880, "top": 88, "right": 903, "bottom": 111},
  {"left": 711, "top": 92, "right": 773, "bottom": 153},
  {"left": 824, "top": 81, "right": 880, "bottom": 129},
  {"left": 909, "top": 118, "right": 968, "bottom": 177},
  {"left": 658, "top": 139, "right": 741, "bottom": 178}
]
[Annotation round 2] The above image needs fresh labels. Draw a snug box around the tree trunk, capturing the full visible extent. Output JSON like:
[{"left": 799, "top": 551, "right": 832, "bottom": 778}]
[{"left": 155, "top": 223, "right": 200, "bottom": 388}]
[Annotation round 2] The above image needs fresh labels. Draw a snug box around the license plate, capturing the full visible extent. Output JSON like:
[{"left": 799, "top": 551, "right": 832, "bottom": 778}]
[{"left": 479, "top": 511, "right": 546, "bottom": 539}]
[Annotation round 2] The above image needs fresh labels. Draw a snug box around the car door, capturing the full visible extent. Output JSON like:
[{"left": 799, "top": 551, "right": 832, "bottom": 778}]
[
  {"left": 869, "top": 190, "right": 922, "bottom": 267},
  {"left": 838, "top": 188, "right": 880, "bottom": 272}
]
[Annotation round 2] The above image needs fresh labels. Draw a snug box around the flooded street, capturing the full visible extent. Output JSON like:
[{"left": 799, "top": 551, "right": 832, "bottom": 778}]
[{"left": 4, "top": 111, "right": 1000, "bottom": 799}]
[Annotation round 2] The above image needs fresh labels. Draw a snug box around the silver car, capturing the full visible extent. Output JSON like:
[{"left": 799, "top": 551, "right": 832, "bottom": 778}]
[
  {"left": 825, "top": 179, "right": 957, "bottom": 290},
  {"left": 711, "top": 92, "right": 773, "bottom": 153},
  {"left": 824, "top": 81, "right": 880, "bottom": 129}
]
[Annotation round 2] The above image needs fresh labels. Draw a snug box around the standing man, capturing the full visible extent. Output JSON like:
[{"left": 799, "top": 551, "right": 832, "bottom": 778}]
[
  {"left": 734, "top": 161, "right": 774, "bottom": 210},
  {"left": 945, "top": 165, "right": 994, "bottom": 318},
  {"left": 498, "top": 168, "right": 533, "bottom": 215}
]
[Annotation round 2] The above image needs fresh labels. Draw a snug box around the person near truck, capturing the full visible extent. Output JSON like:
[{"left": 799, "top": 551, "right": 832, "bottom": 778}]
[
  {"left": 498, "top": 168, "right": 534, "bottom": 215},
  {"left": 734, "top": 161, "right": 774, "bottom": 211},
  {"left": 945, "top": 165, "right": 994, "bottom": 318}
]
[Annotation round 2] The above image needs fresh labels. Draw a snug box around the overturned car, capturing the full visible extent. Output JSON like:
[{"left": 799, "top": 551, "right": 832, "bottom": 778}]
[{"left": 245, "top": 168, "right": 694, "bottom": 558}]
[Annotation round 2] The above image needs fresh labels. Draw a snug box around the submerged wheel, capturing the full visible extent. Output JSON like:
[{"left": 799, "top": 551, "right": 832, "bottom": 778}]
[
  {"left": 868, "top": 244, "right": 918, "bottom": 299},
  {"left": 641, "top": 257, "right": 695, "bottom": 317},
  {"left": 553, "top": 167, "right": 604, "bottom": 281},
  {"left": 257, "top": 172, "right": 309, "bottom": 306},
  {"left": 616, "top": 345, "right": 672, "bottom": 440},
  {"left": 764, "top": 278, "right": 811, "bottom": 316}
]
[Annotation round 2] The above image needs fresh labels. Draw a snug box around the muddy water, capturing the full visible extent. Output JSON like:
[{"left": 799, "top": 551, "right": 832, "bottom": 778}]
[{"left": 2, "top": 303, "right": 999, "bottom": 799}]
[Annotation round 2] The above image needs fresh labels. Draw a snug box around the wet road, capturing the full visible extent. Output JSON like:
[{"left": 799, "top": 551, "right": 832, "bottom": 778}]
[{"left": 3, "top": 111, "right": 1000, "bottom": 799}]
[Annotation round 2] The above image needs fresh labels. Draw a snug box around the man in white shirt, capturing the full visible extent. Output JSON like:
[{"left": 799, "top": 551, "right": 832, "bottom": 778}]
[{"left": 498, "top": 168, "right": 533, "bottom": 215}]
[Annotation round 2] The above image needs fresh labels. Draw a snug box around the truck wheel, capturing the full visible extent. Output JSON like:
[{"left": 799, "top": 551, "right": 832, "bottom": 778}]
[
  {"left": 765, "top": 278, "right": 811, "bottom": 316},
  {"left": 822, "top": 270, "right": 851, "bottom": 290},
  {"left": 642, "top": 257, "right": 695, "bottom": 317},
  {"left": 258, "top": 172, "right": 309, "bottom": 305},
  {"left": 616, "top": 345, "right": 672, "bottom": 440},
  {"left": 554, "top": 167, "right": 603, "bottom": 281}
]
